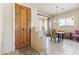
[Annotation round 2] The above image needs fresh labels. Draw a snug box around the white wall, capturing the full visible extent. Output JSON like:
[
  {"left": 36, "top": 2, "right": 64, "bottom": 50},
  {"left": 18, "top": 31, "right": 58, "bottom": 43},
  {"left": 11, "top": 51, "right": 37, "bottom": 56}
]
[
  {"left": 0, "top": 4, "right": 3, "bottom": 54},
  {"left": 52, "top": 8, "right": 79, "bottom": 32},
  {"left": 2, "top": 3, "right": 14, "bottom": 53}
]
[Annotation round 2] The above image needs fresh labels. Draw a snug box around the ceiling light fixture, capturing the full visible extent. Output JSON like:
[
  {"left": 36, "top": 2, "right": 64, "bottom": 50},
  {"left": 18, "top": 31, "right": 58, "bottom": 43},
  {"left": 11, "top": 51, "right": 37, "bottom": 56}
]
[{"left": 53, "top": 6, "right": 58, "bottom": 23}]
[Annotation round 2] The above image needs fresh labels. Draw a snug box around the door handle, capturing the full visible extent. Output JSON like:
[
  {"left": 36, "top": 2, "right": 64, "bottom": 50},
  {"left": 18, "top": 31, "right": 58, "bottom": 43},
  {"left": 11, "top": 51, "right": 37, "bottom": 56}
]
[{"left": 29, "top": 28, "right": 31, "bottom": 33}]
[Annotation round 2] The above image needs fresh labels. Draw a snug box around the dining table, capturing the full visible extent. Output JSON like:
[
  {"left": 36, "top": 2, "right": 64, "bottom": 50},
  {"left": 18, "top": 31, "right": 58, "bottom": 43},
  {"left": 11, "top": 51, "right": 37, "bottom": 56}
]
[{"left": 56, "top": 32, "right": 65, "bottom": 43}]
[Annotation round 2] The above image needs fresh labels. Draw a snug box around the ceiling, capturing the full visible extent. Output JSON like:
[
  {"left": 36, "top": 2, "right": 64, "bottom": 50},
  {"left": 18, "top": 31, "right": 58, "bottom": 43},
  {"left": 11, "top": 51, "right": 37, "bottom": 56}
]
[{"left": 35, "top": 3, "right": 79, "bottom": 16}]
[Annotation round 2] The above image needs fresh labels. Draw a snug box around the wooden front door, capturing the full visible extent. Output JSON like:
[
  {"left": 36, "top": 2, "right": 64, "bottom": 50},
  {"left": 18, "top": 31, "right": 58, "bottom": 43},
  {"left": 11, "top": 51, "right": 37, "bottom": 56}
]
[{"left": 15, "top": 3, "right": 31, "bottom": 49}]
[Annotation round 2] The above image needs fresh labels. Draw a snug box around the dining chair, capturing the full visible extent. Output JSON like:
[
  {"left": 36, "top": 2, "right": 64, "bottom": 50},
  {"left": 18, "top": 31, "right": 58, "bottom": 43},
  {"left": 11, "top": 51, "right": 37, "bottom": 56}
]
[{"left": 50, "top": 29, "right": 57, "bottom": 42}]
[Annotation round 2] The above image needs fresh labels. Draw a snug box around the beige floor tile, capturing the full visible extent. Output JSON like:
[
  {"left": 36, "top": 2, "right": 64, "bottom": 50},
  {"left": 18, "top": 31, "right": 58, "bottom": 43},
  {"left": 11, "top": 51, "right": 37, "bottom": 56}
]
[{"left": 46, "top": 38, "right": 79, "bottom": 55}]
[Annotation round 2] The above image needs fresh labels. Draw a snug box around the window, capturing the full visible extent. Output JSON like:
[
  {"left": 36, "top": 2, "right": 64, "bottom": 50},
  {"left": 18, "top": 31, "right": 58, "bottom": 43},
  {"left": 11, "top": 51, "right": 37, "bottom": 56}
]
[
  {"left": 38, "top": 15, "right": 48, "bottom": 33},
  {"left": 59, "top": 16, "right": 74, "bottom": 26},
  {"left": 59, "top": 18, "right": 65, "bottom": 26}
]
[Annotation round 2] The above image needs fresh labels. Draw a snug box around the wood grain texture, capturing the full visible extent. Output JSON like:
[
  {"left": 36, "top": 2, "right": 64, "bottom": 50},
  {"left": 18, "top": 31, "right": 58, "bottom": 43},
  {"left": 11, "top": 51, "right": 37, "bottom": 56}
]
[{"left": 15, "top": 3, "right": 31, "bottom": 49}]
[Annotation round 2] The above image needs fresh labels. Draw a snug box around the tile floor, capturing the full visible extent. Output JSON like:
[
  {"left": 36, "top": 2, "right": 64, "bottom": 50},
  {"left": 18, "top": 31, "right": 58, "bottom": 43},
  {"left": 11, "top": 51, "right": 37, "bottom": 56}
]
[
  {"left": 47, "top": 39, "right": 79, "bottom": 55},
  {"left": 4, "top": 46, "right": 40, "bottom": 55},
  {"left": 4, "top": 39, "right": 79, "bottom": 55}
]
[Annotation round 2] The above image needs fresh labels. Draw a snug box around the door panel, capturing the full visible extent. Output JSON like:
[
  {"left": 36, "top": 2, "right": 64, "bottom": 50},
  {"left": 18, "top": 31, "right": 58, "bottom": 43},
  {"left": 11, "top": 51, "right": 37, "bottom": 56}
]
[{"left": 15, "top": 3, "right": 31, "bottom": 49}]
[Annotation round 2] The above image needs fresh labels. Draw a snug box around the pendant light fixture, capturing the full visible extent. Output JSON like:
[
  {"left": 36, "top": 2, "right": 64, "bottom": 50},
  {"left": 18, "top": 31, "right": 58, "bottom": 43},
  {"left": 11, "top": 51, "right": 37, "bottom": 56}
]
[{"left": 53, "top": 6, "right": 58, "bottom": 23}]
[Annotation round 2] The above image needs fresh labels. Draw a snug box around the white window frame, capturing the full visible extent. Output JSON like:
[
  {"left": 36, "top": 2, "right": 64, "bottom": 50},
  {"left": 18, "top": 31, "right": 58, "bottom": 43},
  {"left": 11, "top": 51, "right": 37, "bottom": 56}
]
[{"left": 59, "top": 16, "right": 74, "bottom": 27}]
